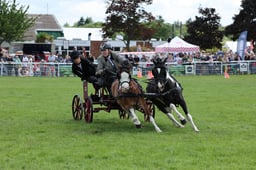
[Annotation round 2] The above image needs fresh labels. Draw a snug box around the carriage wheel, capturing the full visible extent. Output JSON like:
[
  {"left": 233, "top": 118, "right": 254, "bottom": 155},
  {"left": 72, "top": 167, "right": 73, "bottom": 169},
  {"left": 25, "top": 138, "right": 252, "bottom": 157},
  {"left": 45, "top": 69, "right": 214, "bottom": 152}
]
[
  {"left": 72, "top": 95, "right": 83, "bottom": 120},
  {"left": 84, "top": 96, "right": 93, "bottom": 123},
  {"left": 119, "top": 110, "right": 129, "bottom": 119},
  {"left": 144, "top": 102, "right": 155, "bottom": 121}
]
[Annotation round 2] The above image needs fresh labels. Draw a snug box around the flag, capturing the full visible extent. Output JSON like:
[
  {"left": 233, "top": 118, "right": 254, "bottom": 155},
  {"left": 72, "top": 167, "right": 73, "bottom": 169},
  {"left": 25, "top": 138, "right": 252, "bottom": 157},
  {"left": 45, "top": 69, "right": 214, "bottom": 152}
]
[{"left": 237, "top": 31, "right": 248, "bottom": 60}]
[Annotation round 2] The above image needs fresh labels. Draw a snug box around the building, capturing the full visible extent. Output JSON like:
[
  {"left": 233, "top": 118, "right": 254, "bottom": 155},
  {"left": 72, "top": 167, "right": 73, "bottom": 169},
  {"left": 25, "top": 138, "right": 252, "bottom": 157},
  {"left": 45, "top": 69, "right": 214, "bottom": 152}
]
[
  {"left": 8, "top": 14, "right": 154, "bottom": 58},
  {"left": 23, "top": 14, "right": 63, "bottom": 41}
]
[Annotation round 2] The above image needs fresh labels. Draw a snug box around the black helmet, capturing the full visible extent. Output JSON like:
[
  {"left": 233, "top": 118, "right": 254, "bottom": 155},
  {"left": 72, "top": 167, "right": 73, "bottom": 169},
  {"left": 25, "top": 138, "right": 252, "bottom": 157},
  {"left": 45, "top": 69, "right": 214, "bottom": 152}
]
[
  {"left": 100, "top": 43, "right": 112, "bottom": 51},
  {"left": 70, "top": 50, "right": 80, "bottom": 60}
]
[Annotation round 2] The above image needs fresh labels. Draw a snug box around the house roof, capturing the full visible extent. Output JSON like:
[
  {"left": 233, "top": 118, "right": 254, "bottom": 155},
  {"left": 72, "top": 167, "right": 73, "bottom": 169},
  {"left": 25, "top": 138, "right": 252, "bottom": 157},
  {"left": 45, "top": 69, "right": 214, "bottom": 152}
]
[
  {"left": 23, "top": 14, "right": 63, "bottom": 41},
  {"left": 62, "top": 27, "right": 103, "bottom": 40}
]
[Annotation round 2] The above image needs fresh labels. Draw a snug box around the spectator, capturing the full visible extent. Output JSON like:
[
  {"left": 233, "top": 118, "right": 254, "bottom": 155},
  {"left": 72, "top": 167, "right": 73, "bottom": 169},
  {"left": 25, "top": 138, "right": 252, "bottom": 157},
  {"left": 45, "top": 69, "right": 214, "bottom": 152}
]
[
  {"left": 13, "top": 55, "right": 22, "bottom": 76},
  {"left": 21, "top": 54, "right": 29, "bottom": 76},
  {"left": 48, "top": 52, "right": 57, "bottom": 76},
  {"left": 63, "top": 55, "right": 72, "bottom": 63},
  {"left": 6, "top": 54, "right": 14, "bottom": 76}
]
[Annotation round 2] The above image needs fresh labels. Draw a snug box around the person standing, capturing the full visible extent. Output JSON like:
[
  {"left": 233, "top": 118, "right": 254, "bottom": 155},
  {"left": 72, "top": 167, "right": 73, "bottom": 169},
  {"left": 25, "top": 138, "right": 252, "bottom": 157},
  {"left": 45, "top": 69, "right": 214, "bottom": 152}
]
[
  {"left": 13, "top": 55, "right": 22, "bottom": 76},
  {"left": 6, "top": 54, "right": 14, "bottom": 76}
]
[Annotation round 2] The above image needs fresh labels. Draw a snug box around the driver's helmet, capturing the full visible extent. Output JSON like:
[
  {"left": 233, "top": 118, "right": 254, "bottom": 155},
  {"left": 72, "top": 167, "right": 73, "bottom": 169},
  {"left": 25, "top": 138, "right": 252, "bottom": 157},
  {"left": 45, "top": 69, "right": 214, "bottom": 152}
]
[{"left": 100, "top": 43, "right": 112, "bottom": 51}]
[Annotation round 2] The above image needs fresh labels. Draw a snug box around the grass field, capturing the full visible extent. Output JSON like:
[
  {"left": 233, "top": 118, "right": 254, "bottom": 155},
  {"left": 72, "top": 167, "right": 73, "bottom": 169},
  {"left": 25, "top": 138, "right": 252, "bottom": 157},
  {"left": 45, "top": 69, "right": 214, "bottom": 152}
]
[{"left": 0, "top": 75, "right": 256, "bottom": 170}]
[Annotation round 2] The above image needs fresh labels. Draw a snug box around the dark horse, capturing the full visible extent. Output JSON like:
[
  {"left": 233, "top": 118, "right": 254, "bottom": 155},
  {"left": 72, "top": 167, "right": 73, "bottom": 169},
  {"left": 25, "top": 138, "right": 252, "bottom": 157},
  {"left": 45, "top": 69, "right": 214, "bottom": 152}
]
[
  {"left": 146, "top": 57, "right": 199, "bottom": 132},
  {"left": 111, "top": 61, "right": 162, "bottom": 132}
]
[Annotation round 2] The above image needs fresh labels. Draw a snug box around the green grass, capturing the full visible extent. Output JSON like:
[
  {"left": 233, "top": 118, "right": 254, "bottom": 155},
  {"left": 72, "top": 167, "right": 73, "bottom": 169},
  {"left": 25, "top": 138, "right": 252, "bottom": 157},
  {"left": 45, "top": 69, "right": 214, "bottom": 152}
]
[{"left": 0, "top": 75, "right": 256, "bottom": 170}]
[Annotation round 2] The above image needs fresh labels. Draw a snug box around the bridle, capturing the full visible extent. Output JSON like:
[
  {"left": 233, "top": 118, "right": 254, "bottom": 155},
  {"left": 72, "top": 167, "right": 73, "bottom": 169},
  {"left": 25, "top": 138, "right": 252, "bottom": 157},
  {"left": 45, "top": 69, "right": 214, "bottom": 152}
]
[
  {"left": 153, "top": 65, "right": 168, "bottom": 92},
  {"left": 118, "top": 66, "right": 131, "bottom": 93}
]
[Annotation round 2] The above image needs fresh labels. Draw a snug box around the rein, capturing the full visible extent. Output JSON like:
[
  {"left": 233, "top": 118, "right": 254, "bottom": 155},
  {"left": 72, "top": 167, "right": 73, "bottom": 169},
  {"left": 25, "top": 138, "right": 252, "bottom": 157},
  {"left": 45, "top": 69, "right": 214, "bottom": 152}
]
[{"left": 161, "top": 87, "right": 180, "bottom": 96}]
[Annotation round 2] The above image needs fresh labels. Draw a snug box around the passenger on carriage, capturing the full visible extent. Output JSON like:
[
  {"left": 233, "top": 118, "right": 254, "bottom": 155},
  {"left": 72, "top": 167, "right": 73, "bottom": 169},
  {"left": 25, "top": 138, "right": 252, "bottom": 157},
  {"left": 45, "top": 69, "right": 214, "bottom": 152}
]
[
  {"left": 96, "top": 43, "right": 123, "bottom": 93},
  {"left": 70, "top": 50, "right": 100, "bottom": 88}
]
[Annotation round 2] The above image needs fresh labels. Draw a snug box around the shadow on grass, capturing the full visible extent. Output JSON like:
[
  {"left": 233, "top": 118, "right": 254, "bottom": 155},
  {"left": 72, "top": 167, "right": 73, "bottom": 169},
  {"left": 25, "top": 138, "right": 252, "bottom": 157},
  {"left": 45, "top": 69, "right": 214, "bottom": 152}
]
[{"left": 63, "top": 114, "right": 189, "bottom": 135}]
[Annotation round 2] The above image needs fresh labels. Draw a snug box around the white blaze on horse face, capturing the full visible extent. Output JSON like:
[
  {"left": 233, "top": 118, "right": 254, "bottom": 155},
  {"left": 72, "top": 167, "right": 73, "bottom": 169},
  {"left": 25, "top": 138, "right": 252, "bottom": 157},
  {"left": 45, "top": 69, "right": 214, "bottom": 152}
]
[
  {"left": 157, "top": 81, "right": 164, "bottom": 92},
  {"left": 157, "top": 68, "right": 161, "bottom": 74},
  {"left": 120, "top": 72, "right": 130, "bottom": 92}
]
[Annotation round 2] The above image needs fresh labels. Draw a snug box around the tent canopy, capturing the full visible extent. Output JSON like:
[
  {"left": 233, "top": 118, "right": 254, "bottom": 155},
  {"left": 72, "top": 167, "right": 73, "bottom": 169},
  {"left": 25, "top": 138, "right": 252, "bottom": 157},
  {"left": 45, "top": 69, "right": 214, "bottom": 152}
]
[
  {"left": 223, "top": 41, "right": 251, "bottom": 52},
  {"left": 155, "top": 36, "right": 200, "bottom": 53}
]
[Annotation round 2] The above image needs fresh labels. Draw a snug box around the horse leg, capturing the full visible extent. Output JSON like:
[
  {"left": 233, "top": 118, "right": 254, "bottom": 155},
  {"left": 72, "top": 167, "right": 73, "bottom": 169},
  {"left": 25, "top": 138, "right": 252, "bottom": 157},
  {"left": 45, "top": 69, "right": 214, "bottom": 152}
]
[
  {"left": 128, "top": 108, "right": 141, "bottom": 128},
  {"left": 179, "top": 100, "right": 200, "bottom": 132},
  {"left": 169, "top": 103, "right": 187, "bottom": 125},
  {"left": 186, "top": 113, "right": 200, "bottom": 132},
  {"left": 166, "top": 106, "right": 184, "bottom": 128},
  {"left": 139, "top": 98, "right": 162, "bottom": 132},
  {"left": 152, "top": 99, "right": 183, "bottom": 129},
  {"left": 149, "top": 115, "right": 162, "bottom": 133}
]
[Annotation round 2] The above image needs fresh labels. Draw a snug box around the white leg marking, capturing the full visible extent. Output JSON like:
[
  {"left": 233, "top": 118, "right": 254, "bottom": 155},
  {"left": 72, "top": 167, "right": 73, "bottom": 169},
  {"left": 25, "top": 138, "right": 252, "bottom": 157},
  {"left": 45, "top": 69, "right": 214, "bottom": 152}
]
[
  {"left": 187, "top": 113, "right": 200, "bottom": 132},
  {"left": 166, "top": 113, "right": 184, "bottom": 128},
  {"left": 129, "top": 108, "right": 141, "bottom": 125},
  {"left": 169, "top": 104, "right": 186, "bottom": 121},
  {"left": 149, "top": 116, "right": 162, "bottom": 133}
]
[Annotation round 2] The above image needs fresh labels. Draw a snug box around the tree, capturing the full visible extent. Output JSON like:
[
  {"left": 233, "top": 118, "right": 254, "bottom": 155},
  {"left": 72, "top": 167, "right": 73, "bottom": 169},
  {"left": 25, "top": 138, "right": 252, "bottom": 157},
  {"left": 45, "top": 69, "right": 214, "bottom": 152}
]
[
  {"left": 144, "top": 16, "right": 171, "bottom": 41},
  {"left": 35, "top": 32, "right": 53, "bottom": 43},
  {"left": 85, "top": 17, "right": 93, "bottom": 25},
  {"left": 225, "top": 0, "right": 256, "bottom": 48},
  {"left": 184, "top": 7, "right": 223, "bottom": 50},
  {"left": 102, "top": 0, "right": 155, "bottom": 51},
  {"left": 72, "top": 17, "right": 102, "bottom": 28},
  {"left": 0, "top": 0, "right": 36, "bottom": 45},
  {"left": 77, "top": 17, "right": 85, "bottom": 26}
]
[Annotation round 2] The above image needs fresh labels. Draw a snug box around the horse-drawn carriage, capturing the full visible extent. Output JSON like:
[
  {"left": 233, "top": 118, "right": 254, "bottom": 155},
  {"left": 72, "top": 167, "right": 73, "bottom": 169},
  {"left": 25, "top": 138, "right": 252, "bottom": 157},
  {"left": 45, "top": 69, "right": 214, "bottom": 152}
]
[
  {"left": 71, "top": 58, "right": 199, "bottom": 132},
  {"left": 71, "top": 79, "right": 155, "bottom": 123}
]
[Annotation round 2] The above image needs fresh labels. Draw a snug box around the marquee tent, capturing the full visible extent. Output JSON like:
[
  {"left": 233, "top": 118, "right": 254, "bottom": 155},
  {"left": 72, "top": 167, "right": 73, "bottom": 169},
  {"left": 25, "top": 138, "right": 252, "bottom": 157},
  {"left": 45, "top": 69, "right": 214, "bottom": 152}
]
[
  {"left": 155, "top": 36, "right": 200, "bottom": 53},
  {"left": 223, "top": 41, "right": 250, "bottom": 52}
]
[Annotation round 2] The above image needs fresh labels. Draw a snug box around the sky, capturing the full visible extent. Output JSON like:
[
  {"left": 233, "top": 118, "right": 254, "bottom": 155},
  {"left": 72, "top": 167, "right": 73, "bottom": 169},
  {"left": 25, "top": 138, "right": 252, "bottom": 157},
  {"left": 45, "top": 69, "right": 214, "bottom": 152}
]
[{"left": 16, "top": 0, "right": 242, "bottom": 26}]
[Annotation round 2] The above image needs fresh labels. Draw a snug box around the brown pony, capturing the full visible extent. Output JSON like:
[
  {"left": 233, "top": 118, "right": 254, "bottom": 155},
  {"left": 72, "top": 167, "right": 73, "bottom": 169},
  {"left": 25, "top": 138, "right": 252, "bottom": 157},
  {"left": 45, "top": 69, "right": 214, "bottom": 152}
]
[{"left": 111, "top": 62, "right": 162, "bottom": 132}]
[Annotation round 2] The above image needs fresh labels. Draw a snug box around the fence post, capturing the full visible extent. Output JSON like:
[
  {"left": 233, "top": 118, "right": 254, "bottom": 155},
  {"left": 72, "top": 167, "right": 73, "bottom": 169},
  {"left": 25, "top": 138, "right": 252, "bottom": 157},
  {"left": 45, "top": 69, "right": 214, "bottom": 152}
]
[{"left": 0, "top": 63, "right": 2, "bottom": 76}]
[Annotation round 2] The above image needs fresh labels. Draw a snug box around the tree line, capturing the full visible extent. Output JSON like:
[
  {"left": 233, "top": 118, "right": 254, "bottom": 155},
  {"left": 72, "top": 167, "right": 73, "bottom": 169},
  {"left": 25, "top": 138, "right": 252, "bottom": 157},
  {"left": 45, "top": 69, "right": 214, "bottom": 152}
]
[{"left": 1, "top": 0, "right": 256, "bottom": 52}]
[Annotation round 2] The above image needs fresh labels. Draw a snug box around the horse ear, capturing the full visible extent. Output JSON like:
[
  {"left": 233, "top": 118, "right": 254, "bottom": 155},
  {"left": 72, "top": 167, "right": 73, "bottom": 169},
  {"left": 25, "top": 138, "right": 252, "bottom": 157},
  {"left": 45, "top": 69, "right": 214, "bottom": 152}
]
[
  {"left": 152, "top": 58, "right": 157, "bottom": 65},
  {"left": 163, "top": 57, "right": 168, "bottom": 63}
]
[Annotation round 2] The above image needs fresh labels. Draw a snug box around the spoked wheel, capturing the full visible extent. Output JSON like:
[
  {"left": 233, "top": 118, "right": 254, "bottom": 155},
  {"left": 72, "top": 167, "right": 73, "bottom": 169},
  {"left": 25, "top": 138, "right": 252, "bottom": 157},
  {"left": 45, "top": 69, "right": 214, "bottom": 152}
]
[
  {"left": 84, "top": 96, "right": 93, "bottom": 123},
  {"left": 72, "top": 95, "right": 83, "bottom": 120},
  {"left": 144, "top": 102, "right": 155, "bottom": 122},
  {"left": 119, "top": 109, "right": 129, "bottom": 119}
]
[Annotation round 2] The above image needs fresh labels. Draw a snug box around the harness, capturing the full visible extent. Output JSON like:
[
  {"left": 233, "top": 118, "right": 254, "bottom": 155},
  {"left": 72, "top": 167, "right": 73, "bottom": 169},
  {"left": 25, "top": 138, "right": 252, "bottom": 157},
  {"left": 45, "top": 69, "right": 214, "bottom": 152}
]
[{"left": 150, "top": 76, "right": 182, "bottom": 106}]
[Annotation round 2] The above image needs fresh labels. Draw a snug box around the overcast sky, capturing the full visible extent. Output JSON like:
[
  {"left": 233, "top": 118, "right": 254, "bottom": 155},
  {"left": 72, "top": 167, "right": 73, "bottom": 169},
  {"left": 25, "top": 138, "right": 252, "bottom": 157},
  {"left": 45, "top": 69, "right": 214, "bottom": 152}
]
[{"left": 16, "top": 0, "right": 242, "bottom": 26}]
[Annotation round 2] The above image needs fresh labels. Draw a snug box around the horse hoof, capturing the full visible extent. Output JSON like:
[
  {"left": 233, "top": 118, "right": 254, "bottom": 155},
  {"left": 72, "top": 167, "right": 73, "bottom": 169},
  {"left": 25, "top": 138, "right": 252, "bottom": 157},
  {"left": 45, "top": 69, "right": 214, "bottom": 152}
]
[
  {"left": 135, "top": 124, "right": 142, "bottom": 128},
  {"left": 181, "top": 119, "right": 187, "bottom": 125}
]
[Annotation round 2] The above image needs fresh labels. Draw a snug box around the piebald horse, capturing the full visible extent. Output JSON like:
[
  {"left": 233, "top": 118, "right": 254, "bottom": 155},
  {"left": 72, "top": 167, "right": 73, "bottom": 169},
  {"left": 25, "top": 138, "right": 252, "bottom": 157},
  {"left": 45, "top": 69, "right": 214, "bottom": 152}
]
[
  {"left": 146, "top": 57, "right": 199, "bottom": 132},
  {"left": 111, "top": 62, "right": 162, "bottom": 132}
]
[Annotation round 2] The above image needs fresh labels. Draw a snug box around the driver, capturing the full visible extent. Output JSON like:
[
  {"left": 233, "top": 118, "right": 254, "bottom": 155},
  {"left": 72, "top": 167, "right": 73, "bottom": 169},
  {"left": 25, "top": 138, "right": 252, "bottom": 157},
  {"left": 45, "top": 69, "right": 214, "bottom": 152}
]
[{"left": 96, "top": 43, "right": 123, "bottom": 93}]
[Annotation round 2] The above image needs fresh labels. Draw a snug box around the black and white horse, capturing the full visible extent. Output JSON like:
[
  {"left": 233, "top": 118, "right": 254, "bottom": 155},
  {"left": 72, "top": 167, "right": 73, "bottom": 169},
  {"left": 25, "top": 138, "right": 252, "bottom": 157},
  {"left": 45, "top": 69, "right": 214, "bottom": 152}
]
[{"left": 146, "top": 57, "right": 199, "bottom": 132}]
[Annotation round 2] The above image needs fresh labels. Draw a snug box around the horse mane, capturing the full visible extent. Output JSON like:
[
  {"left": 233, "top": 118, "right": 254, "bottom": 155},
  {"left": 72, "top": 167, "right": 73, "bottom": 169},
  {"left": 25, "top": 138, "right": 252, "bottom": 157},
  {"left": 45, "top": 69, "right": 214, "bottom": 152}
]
[{"left": 117, "top": 60, "right": 132, "bottom": 79}]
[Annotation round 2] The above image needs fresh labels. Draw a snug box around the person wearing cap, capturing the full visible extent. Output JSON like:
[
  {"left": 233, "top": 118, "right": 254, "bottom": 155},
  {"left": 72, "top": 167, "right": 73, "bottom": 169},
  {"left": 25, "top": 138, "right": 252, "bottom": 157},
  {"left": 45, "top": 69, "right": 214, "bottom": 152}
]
[
  {"left": 71, "top": 50, "right": 98, "bottom": 85},
  {"left": 96, "top": 43, "right": 123, "bottom": 93}
]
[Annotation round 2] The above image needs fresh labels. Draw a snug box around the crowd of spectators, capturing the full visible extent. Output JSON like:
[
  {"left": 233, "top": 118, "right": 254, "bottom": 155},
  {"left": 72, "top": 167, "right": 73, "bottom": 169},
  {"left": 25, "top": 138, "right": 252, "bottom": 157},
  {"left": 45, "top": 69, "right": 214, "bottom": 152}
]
[
  {"left": 0, "top": 48, "right": 74, "bottom": 77},
  {"left": 1, "top": 45, "right": 256, "bottom": 77},
  {"left": 122, "top": 47, "right": 256, "bottom": 67}
]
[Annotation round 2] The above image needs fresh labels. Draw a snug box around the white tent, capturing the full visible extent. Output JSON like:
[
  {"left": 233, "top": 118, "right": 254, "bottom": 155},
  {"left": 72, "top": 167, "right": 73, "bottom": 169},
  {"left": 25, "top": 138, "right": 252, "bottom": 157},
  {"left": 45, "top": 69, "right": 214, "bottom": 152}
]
[
  {"left": 223, "top": 41, "right": 251, "bottom": 52},
  {"left": 155, "top": 36, "right": 200, "bottom": 53}
]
